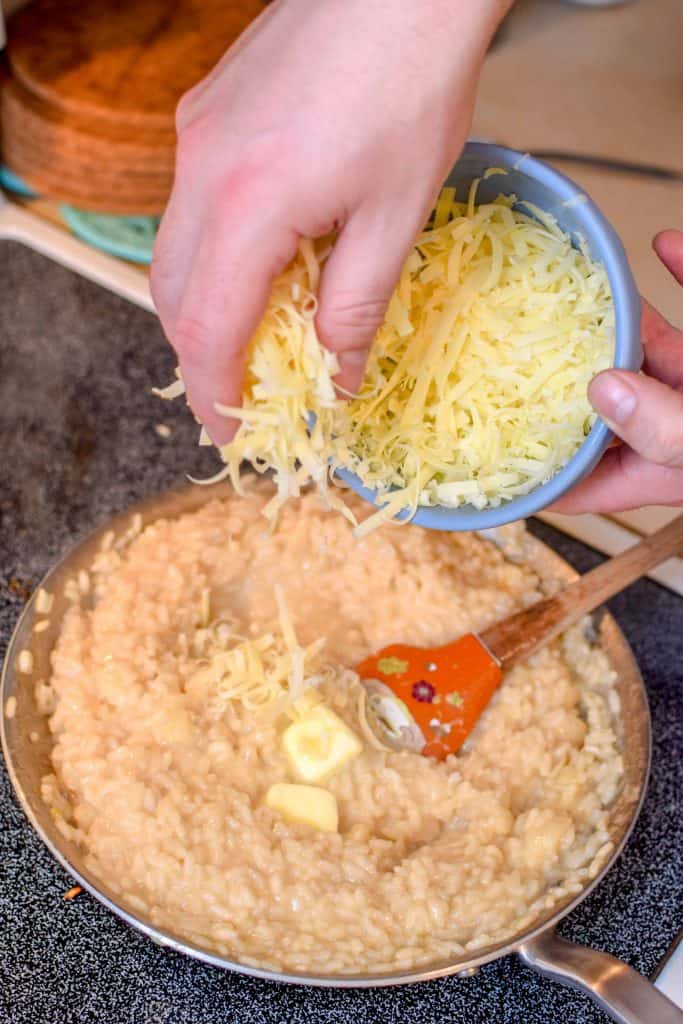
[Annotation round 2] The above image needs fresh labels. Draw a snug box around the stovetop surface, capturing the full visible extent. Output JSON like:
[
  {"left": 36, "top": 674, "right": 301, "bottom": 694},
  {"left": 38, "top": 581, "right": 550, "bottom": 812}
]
[{"left": 1, "top": 242, "right": 681, "bottom": 1024}]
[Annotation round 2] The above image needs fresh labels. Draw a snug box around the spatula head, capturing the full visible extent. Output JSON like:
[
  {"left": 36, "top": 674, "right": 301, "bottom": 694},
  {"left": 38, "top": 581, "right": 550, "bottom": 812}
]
[{"left": 356, "top": 633, "right": 502, "bottom": 759}]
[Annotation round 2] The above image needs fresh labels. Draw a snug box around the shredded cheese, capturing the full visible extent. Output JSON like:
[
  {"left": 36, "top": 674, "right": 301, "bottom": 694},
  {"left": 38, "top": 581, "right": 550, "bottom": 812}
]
[
  {"left": 170, "top": 239, "right": 351, "bottom": 526},
  {"left": 156, "top": 183, "right": 614, "bottom": 533},
  {"left": 35, "top": 588, "right": 54, "bottom": 615},
  {"left": 185, "top": 588, "right": 330, "bottom": 719},
  {"left": 151, "top": 373, "right": 185, "bottom": 400},
  {"left": 336, "top": 188, "right": 613, "bottom": 532},
  {"left": 18, "top": 649, "right": 34, "bottom": 674}
]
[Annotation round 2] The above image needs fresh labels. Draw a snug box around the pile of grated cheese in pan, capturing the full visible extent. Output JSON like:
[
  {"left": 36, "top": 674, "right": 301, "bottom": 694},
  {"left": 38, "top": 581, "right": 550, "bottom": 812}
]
[{"left": 155, "top": 179, "right": 614, "bottom": 535}]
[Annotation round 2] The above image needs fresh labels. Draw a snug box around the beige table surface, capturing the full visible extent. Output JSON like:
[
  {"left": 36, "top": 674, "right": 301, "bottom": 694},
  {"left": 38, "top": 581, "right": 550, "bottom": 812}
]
[{"left": 473, "top": 0, "right": 683, "bottom": 323}]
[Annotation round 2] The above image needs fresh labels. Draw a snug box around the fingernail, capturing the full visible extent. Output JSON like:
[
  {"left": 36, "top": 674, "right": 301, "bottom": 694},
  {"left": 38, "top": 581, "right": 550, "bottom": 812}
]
[
  {"left": 339, "top": 349, "right": 368, "bottom": 368},
  {"left": 337, "top": 350, "right": 368, "bottom": 392},
  {"left": 589, "top": 372, "right": 637, "bottom": 425}
]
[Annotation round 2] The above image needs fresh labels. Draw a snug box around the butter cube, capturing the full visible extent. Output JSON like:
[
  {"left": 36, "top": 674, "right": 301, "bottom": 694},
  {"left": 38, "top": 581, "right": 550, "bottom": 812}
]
[
  {"left": 265, "top": 782, "right": 338, "bottom": 832},
  {"left": 282, "top": 705, "right": 363, "bottom": 783}
]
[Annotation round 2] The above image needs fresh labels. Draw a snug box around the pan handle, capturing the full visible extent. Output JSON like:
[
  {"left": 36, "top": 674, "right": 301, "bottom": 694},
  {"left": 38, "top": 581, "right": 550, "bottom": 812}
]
[{"left": 517, "top": 930, "right": 683, "bottom": 1024}]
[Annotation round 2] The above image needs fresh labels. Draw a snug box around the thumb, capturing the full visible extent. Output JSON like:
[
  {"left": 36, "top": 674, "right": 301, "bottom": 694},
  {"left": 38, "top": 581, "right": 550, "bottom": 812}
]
[
  {"left": 316, "top": 211, "right": 418, "bottom": 393},
  {"left": 589, "top": 369, "right": 683, "bottom": 468},
  {"left": 653, "top": 228, "right": 683, "bottom": 287}
]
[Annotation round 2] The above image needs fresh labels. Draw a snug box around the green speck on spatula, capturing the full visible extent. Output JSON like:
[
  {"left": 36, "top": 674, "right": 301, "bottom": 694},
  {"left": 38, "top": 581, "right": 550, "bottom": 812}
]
[{"left": 377, "top": 656, "right": 409, "bottom": 676}]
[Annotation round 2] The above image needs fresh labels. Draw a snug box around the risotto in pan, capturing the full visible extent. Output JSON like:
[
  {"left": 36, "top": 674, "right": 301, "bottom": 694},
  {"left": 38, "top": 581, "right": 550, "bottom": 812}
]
[{"left": 39, "top": 482, "right": 623, "bottom": 973}]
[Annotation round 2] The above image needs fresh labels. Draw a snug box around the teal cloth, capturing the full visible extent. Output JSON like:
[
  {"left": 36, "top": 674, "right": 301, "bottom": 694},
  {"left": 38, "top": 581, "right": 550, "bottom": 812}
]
[
  {"left": 0, "top": 165, "right": 36, "bottom": 197},
  {"left": 60, "top": 206, "right": 160, "bottom": 264}
]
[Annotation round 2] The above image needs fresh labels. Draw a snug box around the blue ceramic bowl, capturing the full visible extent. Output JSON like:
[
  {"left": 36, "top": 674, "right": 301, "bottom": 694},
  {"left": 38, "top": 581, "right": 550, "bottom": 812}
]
[{"left": 337, "top": 141, "right": 641, "bottom": 531}]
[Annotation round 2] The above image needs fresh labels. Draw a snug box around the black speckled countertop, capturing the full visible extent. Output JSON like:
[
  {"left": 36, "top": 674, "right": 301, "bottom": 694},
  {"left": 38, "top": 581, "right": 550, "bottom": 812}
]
[{"left": 1, "top": 242, "right": 681, "bottom": 1024}]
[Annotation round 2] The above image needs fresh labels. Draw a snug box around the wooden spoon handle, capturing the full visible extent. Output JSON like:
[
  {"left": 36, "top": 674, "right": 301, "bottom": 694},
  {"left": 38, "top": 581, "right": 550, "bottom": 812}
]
[{"left": 480, "top": 514, "right": 683, "bottom": 671}]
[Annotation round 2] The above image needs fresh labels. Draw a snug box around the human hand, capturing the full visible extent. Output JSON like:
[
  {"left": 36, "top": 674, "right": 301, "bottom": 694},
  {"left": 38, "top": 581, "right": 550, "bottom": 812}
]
[
  {"left": 150, "top": 0, "right": 510, "bottom": 442},
  {"left": 553, "top": 230, "right": 683, "bottom": 513}
]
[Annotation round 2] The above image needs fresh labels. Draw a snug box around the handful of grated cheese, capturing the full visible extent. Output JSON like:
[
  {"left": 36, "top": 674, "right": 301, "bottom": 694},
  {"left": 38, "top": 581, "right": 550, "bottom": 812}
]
[
  {"left": 156, "top": 181, "right": 614, "bottom": 534},
  {"left": 186, "top": 587, "right": 334, "bottom": 719},
  {"left": 156, "top": 237, "right": 350, "bottom": 526}
]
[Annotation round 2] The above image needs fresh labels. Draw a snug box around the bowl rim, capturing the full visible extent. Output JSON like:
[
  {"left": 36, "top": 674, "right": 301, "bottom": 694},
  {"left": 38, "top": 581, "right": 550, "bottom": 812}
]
[{"left": 338, "top": 140, "right": 641, "bottom": 531}]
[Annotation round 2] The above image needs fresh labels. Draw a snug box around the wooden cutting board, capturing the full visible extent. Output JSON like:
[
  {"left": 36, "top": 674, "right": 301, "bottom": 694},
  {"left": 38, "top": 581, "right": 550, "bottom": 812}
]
[
  {"left": 0, "top": 74, "right": 175, "bottom": 213},
  {"left": 1, "top": 0, "right": 268, "bottom": 211},
  {"left": 7, "top": 0, "right": 269, "bottom": 130}
]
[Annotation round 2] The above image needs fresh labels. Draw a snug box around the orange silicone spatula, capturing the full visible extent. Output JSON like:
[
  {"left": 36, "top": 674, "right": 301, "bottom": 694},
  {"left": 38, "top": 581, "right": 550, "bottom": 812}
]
[{"left": 357, "top": 514, "right": 683, "bottom": 759}]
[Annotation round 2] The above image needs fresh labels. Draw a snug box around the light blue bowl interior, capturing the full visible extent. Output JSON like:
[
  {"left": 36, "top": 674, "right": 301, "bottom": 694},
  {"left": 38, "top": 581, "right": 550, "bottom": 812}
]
[{"left": 337, "top": 141, "right": 641, "bottom": 531}]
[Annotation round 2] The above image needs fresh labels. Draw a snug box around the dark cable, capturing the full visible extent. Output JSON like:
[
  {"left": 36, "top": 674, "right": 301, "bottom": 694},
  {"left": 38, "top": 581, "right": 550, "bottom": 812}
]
[{"left": 528, "top": 150, "right": 683, "bottom": 182}]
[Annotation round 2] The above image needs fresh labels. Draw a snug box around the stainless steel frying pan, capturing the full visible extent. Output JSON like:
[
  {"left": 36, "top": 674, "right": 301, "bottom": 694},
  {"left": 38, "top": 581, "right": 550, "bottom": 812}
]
[{"left": 2, "top": 486, "right": 681, "bottom": 1024}]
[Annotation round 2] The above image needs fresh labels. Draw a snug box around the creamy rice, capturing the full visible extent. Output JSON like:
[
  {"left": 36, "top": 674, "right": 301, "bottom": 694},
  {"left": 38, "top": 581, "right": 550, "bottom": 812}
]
[{"left": 40, "top": 483, "right": 623, "bottom": 974}]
